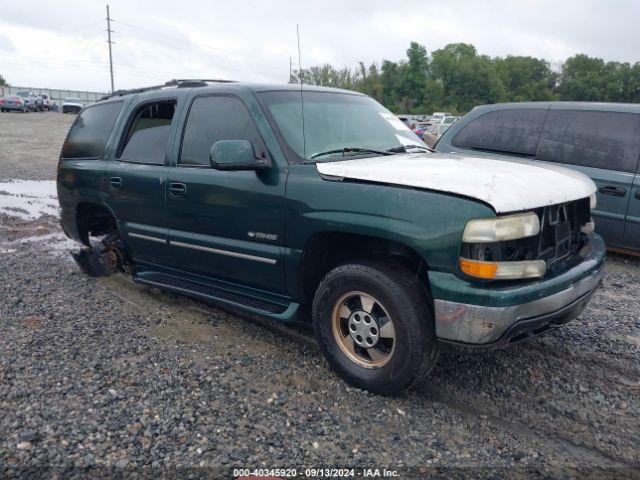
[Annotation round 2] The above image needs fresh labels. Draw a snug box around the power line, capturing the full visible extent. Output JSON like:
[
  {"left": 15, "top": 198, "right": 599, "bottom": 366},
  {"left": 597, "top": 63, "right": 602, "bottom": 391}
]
[
  {"left": 0, "top": 54, "right": 113, "bottom": 72},
  {"left": 3, "top": 11, "right": 291, "bottom": 88},
  {"left": 113, "top": 18, "right": 287, "bottom": 75}
]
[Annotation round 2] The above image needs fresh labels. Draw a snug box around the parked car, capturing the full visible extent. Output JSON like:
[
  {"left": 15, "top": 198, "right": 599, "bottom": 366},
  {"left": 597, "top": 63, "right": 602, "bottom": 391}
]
[
  {"left": 413, "top": 122, "right": 432, "bottom": 139},
  {"left": 0, "top": 95, "right": 29, "bottom": 113},
  {"left": 441, "top": 115, "right": 458, "bottom": 127},
  {"left": 431, "top": 111, "right": 452, "bottom": 123},
  {"left": 16, "top": 91, "right": 38, "bottom": 111},
  {"left": 38, "top": 94, "right": 52, "bottom": 111},
  {"left": 62, "top": 97, "right": 84, "bottom": 114},
  {"left": 436, "top": 102, "right": 640, "bottom": 254},
  {"left": 33, "top": 96, "right": 45, "bottom": 112},
  {"left": 57, "top": 81, "right": 603, "bottom": 394}
]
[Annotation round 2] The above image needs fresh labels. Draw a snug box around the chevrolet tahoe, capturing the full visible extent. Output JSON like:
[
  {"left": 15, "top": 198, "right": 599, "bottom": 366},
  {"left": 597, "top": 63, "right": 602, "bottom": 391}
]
[{"left": 57, "top": 79, "right": 605, "bottom": 394}]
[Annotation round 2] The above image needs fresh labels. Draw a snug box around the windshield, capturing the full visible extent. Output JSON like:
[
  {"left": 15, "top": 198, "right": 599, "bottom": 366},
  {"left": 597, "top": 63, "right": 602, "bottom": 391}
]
[
  {"left": 257, "top": 91, "right": 426, "bottom": 162},
  {"left": 65, "top": 98, "right": 81, "bottom": 102}
]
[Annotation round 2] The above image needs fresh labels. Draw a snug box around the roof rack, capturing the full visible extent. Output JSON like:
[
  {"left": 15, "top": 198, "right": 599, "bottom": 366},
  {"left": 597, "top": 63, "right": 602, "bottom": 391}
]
[
  {"left": 99, "top": 78, "right": 237, "bottom": 101},
  {"left": 165, "top": 78, "right": 237, "bottom": 87}
]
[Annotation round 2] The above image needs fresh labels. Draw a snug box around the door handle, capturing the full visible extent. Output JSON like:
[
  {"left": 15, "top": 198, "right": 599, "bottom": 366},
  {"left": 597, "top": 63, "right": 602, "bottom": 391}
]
[
  {"left": 635, "top": 190, "right": 640, "bottom": 200},
  {"left": 109, "top": 177, "right": 122, "bottom": 189},
  {"left": 598, "top": 185, "right": 627, "bottom": 197},
  {"left": 169, "top": 182, "right": 187, "bottom": 198}
]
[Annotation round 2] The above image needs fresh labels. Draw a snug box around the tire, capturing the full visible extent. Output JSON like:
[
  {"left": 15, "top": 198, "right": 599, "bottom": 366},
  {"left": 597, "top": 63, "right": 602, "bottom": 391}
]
[{"left": 312, "top": 260, "right": 438, "bottom": 395}]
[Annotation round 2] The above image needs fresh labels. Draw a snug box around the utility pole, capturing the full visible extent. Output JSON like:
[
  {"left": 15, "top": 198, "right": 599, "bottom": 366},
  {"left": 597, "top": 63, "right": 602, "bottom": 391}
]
[
  {"left": 296, "top": 24, "right": 302, "bottom": 85},
  {"left": 289, "top": 56, "right": 293, "bottom": 83},
  {"left": 106, "top": 5, "right": 115, "bottom": 93}
]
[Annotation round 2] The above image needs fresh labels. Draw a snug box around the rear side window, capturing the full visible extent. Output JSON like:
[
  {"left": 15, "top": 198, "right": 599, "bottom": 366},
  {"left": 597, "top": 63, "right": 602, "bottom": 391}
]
[
  {"left": 61, "top": 101, "right": 123, "bottom": 159},
  {"left": 118, "top": 100, "right": 176, "bottom": 165},
  {"left": 180, "top": 96, "right": 266, "bottom": 166},
  {"left": 452, "top": 108, "right": 547, "bottom": 156},
  {"left": 537, "top": 110, "right": 640, "bottom": 173}
]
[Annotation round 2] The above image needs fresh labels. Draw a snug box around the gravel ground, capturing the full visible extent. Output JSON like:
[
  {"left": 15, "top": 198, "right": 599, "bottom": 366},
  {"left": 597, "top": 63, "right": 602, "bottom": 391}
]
[{"left": 0, "top": 112, "right": 639, "bottom": 478}]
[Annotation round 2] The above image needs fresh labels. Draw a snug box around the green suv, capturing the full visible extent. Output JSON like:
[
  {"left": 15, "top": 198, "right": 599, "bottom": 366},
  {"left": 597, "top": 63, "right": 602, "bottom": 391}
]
[{"left": 57, "top": 80, "right": 605, "bottom": 394}]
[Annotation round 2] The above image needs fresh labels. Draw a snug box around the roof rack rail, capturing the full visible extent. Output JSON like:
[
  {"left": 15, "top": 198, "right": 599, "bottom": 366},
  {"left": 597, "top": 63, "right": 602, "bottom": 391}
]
[
  {"left": 99, "top": 84, "right": 166, "bottom": 101},
  {"left": 164, "top": 78, "right": 237, "bottom": 87},
  {"left": 99, "top": 78, "right": 237, "bottom": 101}
]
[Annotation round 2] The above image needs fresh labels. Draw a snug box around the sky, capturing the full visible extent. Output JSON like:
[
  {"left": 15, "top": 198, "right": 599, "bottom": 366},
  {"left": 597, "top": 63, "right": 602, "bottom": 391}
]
[{"left": 1, "top": 0, "right": 639, "bottom": 94}]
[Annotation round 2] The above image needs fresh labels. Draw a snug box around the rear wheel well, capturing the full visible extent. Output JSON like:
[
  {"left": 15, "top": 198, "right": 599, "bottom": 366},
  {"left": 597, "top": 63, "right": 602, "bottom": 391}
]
[
  {"left": 76, "top": 202, "right": 117, "bottom": 246},
  {"left": 299, "top": 232, "right": 431, "bottom": 305}
]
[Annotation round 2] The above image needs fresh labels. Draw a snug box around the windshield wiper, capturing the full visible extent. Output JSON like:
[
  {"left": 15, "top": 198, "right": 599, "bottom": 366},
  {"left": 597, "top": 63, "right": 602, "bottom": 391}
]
[
  {"left": 309, "top": 147, "right": 393, "bottom": 160},
  {"left": 386, "top": 144, "right": 435, "bottom": 153}
]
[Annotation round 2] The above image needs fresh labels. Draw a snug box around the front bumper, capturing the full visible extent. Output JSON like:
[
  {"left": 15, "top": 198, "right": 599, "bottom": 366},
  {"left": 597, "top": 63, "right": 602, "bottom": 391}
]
[{"left": 431, "top": 234, "right": 605, "bottom": 347}]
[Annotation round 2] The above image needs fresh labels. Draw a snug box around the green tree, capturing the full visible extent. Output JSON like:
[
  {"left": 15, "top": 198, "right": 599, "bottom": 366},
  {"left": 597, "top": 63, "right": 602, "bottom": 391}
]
[
  {"left": 494, "top": 56, "right": 555, "bottom": 101},
  {"left": 357, "top": 62, "right": 384, "bottom": 103},
  {"left": 399, "top": 42, "right": 429, "bottom": 109},
  {"left": 430, "top": 43, "right": 505, "bottom": 112},
  {"left": 0, "top": 74, "right": 6, "bottom": 86},
  {"left": 625, "top": 63, "right": 640, "bottom": 103},
  {"left": 379, "top": 59, "right": 403, "bottom": 110},
  {"left": 290, "top": 42, "right": 640, "bottom": 114},
  {"left": 558, "top": 54, "right": 616, "bottom": 101},
  {"left": 290, "top": 64, "right": 357, "bottom": 88}
]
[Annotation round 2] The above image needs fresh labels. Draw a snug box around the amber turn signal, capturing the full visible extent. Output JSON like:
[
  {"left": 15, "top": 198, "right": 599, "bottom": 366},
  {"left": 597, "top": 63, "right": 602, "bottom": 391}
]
[
  {"left": 460, "top": 257, "right": 547, "bottom": 280},
  {"left": 459, "top": 258, "right": 498, "bottom": 279}
]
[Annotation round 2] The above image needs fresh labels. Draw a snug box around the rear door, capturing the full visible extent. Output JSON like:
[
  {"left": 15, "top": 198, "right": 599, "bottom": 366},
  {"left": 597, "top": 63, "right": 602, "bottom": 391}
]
[
  {"left": 536, "top": 108, "right": 640, "bottom": 248},
  {"left": 103, "top": 93, "right": 183, "bottom": 266}
]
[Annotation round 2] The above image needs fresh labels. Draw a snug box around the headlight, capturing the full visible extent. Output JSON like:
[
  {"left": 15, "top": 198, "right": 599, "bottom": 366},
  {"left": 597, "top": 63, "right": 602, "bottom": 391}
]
[
  {"left": 460, "top": 211, "right": 546, "bottom": 280},
  {"left": 589, "top": 193, "right": 597, "bottom": 210},
  {"left": 462, "top": 212, "right": 540, "bottom": 243},
  {"left": 460, "top": 258, "right": 547, "bottom": 280}
]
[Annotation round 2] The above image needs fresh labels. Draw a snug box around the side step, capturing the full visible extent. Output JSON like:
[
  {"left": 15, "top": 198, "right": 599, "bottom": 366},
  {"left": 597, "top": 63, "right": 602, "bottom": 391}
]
[{"left": 135, "top": 271, "right": 290, "bottom": 315}]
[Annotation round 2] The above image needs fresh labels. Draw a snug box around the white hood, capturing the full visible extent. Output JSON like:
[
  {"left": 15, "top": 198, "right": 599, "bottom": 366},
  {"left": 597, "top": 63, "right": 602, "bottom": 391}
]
[{"left": 315, "top": 152, "right": 596, "bottom": 213}]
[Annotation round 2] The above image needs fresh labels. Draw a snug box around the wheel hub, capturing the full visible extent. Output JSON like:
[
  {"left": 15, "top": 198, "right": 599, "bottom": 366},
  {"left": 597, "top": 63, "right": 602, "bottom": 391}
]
[
  {"left": 331, "top": 291, "right": 396, "bottom": 369},
  {"left": 348, "top": 310, "right": 380, "bottom": 348}
]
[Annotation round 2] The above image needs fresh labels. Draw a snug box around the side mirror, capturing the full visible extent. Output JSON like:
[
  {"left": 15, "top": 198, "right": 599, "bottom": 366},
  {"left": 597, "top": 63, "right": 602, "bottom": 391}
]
[{"left": 209, "top": 140, "right": 271, "bottom": 172}]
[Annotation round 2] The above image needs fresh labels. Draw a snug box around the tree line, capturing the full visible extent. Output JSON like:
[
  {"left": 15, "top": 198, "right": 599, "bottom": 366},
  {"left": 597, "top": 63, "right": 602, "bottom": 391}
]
[{"left": 290, "top": 42, "right": 640, "bottom": 114}]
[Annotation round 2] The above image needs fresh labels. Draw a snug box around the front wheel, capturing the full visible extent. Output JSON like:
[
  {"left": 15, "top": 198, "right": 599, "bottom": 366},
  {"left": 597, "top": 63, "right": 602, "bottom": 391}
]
[{"left": 312, "top": 261, "right": 438, "bottom": 395}]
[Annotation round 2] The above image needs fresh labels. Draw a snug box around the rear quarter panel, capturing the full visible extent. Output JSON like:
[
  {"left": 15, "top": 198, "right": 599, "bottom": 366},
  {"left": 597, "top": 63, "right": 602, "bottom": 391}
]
[{"left": 57, "top": 98, "right": 132, "bottom": 242}]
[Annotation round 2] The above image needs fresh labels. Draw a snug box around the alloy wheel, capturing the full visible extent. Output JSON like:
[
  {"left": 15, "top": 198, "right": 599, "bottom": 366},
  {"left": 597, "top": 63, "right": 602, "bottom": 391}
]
[{"left": 331, "top": 291, "right": 396, "bottom": 368}]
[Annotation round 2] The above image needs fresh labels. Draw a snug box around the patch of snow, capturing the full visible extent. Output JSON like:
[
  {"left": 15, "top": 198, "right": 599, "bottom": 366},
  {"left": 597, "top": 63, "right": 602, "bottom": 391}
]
[
  {"left": 0, "top": 180, "right": 59, "bottom": 220},
  {"left": 6, "top": 232, "right": 78, "bottom": 258}
]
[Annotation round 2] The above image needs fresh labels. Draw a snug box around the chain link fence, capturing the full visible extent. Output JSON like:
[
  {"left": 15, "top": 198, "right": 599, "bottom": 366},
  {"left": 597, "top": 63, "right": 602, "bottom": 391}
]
[{"left": 0, "top": 85, "right": 106, "bottom": 109}]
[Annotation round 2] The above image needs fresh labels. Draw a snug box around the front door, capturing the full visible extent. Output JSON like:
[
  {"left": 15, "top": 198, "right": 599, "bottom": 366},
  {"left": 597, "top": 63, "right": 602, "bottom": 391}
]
[
  {"left": 104, "top": 97, "right": 179, "bottom": 266},
  {"left": 166, "top": 94, "right": 286, "bottom": 293}
]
